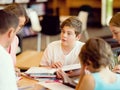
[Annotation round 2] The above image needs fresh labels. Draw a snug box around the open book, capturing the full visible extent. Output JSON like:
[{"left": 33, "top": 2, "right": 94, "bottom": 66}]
[{"left": 25, "top": 63, "right": 80, "bottom": 78}]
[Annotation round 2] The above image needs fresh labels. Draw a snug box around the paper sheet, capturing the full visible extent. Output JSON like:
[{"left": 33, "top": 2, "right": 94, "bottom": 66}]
[
  {"left": 25, "top": 67, "right": 56, "bottom": 74},
  {"left": 39, "top": 82, "right": 75, "bottom": 90}
]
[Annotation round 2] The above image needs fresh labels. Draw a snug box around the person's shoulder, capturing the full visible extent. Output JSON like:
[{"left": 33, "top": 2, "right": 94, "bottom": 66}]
[
  {"left": 0, "top": 45, "right": 12, "bottom": 62},
  {"left": 0, "top": 45, "right": 8, "bottom": 55},
  {"left": 116, "top": 73, "right": 120, "bottom": 78},
  {"left": 48, "top": 40, "right": 61, "bottom": 47},
  {"left": 76, "top": 41, "right": 85, "bottom": 47},
  {"left": 77, "top": 41, "right": 85, "bottom": 45},
  {"left": 76, "top": 74, "right": 94, "bottom": 90},
  {"left": 83, "top": 74, "right": 94, "bottom": 81}
]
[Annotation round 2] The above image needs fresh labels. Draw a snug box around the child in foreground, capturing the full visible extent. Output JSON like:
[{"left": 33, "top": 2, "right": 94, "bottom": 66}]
[{"left": 76, "top": 37, "right": 120, "bottom": 90}]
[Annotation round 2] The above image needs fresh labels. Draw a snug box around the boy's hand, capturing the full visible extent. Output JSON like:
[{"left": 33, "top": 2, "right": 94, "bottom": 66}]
[
  {"left": 56, "top": 69, "right": 64, "bottom": 79},
  {"left": 51, "top": 61, "right": 63, "bottom": 68}
]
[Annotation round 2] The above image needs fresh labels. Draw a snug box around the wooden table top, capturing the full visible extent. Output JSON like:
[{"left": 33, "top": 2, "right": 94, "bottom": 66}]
[
  {"left": 16, "top": 50, "right": 43, "bottom": 70},
  {"left": 18, "top": 75, "right": 45, "bottom": 90}
]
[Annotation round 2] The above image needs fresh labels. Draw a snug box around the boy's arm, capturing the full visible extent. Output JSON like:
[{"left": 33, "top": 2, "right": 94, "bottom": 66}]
[{"left": 40, "top": 47, "right": 51, "bottom": 67}]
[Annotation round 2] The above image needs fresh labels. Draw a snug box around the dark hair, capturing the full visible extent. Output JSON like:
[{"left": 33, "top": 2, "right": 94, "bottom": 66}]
[
  {"left": 109, "top": 12, "right": 120, "bottom": 27},
  {"left": 60, "top": 16, "right": 82, "bottom": 36},
  {"left": 79, "top": 38, "right": 114, "bottom": 69},
  {"left": 4, "top": 3, "right": 29, "bottom": 23},
  {"left": 0, "top": 10, "right": 19, "bottom": 34}
]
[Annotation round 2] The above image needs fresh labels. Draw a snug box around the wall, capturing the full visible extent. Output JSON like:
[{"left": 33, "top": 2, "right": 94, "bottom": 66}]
[{"left": 46, "top": 0, "right": 120, "bottom": 27}]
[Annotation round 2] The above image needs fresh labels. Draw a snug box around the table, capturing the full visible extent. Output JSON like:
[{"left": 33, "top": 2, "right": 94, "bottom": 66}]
[
  {"left": 16, "top": 50, "right": 43, "bottom": 70},
  {"left": 18, "top": 76, "right": 45, "bottom": 90},
  {"left": 16, "top": 50, "right": 76, "bottom": 90},
  {"left": 18, "top": 75, "right": 75, "bottom": 90}
]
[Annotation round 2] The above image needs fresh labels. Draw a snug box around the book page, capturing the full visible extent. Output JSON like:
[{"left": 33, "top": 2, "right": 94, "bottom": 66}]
[
  {"left": 25, "top": 67, "right": 56, "bottom": 74},
  {"left": 61, "top": 63, "right": 81, "bottom": 71},
  {"left": 25, "top": 63, "right": 80, "bottom": 74}
]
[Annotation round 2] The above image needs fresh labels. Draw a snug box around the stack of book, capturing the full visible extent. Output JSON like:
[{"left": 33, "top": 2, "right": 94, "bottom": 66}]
[
  {"left": 25, "top": 67, "right": 56, "bottom": 78},
  {"left": 24, "top": 64, "right": 80, "bottom": 79}
]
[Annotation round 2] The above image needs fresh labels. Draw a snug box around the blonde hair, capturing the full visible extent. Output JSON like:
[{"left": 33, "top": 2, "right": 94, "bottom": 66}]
[
  {"left": 60, "top": 16, "right": 82, "bottom": 36},
  {"left": 109, "top": 12, "right": 120, "bottom": 27},
  {"left": 4, "top": 3, "right": 29, "bottom": 23},
  {"left": 79, "top": 37, "right": 114, "bottom": 69}
]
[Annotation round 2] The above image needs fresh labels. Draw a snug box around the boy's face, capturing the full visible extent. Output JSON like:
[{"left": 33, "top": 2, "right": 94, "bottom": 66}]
[
  {"left": 61, "top": 26, "right": 79, "bottom": 46},
  {"left": 6, "top": 16, "right": 25, "bottom": 48},
  {"left": 109, "top": 25, "right": 120, "bottom": 44},
  {"left": 6, "top": 27, "right": 19, "bottom": 48},
  {"left": 16, "top": 16, "right": 26, "bottom": 33}
]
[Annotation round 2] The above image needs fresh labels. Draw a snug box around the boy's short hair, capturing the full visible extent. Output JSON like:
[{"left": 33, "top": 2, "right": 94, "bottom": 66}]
[
  {"left": 4, "top": 3, "right": 29, "bottom": 24},
  {"left": 60, "top": 16, "right": 82, "bottom": 36},
  {"left": 0, "top": 10, "right": 19, "bottom": 34}
]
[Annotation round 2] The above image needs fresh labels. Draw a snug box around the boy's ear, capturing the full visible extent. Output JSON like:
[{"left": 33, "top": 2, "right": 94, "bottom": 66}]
[
  {"left": 76, "top": 34, "right": 81, "bottom": 40},
  {"left": 7, "top": 27, "right": 14, "bottom": 38}
]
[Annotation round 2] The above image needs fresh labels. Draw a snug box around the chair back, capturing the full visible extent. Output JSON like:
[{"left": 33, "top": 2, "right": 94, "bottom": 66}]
[
  {"left": 78, "top": 11, "right": 89, "bottom": 40},
  {"left": 41, "top": 15, "right": 60, "bottom": 35},
  {"left": 27, "top": 9, "right": 42, "bottom": 32},
  {"left": 78, "top": 11, "right": 88, "bottom": 31}
]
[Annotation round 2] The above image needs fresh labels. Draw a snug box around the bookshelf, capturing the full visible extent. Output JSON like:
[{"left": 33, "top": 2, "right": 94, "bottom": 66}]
[
  {"left": 0, "top": 0, "right": 48, "bottom": 38},
  {"left": 0, "top": 0, "right": 48, "bottom": 53}
]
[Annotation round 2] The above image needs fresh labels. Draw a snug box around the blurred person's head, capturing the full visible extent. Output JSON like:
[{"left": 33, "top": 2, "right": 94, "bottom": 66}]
[
  {"left": 0, "top": 10, "right": 19, "bottom": 48},
  {"left": 79, "top": 38, "right": 114, "bottom": 72},
  {"left": 109, "top": 12, "right": 120, "bottom": 44},
  {"left": 4, "top": 3, "right": 29, "bottom": 33}
]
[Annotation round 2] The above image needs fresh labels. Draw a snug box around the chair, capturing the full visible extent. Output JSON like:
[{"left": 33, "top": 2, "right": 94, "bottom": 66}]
[
  {"left": 78, "top": 11, "right": 89, "bottom": 40},
  {"left": 40, "top": 15, "right": 61, "bottom": 46},
  {"left": 27, "top": 9, "right": 42, "bottom": 52}
]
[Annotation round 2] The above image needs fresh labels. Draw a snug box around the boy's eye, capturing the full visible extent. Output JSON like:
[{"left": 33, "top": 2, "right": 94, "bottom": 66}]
[{"left": 67, "top": 32, "right": 72, "bottom": 35}]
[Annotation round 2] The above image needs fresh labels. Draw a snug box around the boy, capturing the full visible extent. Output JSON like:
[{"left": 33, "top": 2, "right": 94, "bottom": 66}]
[
  {"left": 4, "top": 3, "right": 29, "bottom": 75},
  {"left": 4, "top": 3, "right": 28, "bottom": 65},
  {"left": 0, "top": 10, "right": 19, "bottom": 90},
  {"left": 40, "top": 16, "right": 84, "bottom": 77}
]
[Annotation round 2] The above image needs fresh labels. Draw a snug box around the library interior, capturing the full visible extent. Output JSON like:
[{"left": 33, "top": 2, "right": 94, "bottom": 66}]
[{"left": 0, "top": 0, "right": 120, "bottom": 90}]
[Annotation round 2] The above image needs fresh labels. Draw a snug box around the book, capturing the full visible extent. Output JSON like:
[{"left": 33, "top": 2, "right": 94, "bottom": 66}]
[
  {"left": 25, "top": 63, "right": 80, "bottom": 78},
  {"left": 25, "top": 67, "right": 56, "bottom": 78}
]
